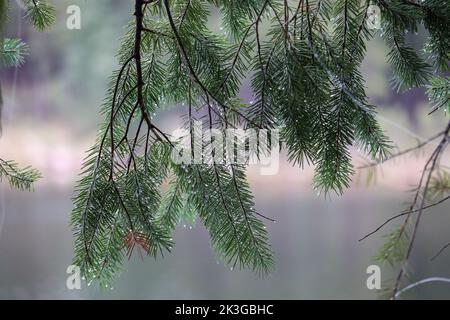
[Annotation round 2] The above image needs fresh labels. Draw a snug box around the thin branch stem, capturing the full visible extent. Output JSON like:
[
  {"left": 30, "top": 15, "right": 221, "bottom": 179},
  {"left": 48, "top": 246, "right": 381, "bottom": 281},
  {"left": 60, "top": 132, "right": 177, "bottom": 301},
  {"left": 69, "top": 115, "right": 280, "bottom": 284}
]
[
  {"left": 392, "top": 121, "right": 450, "bottom": 299},
  {"left": 430, "top": 242, "right": 450, "bottom": 261},
  {"left": 358, "top": 131, "right": 444, "bottom": 169},
  {"left": 359, "top": 194, "right": 450, "bottom": 242}
]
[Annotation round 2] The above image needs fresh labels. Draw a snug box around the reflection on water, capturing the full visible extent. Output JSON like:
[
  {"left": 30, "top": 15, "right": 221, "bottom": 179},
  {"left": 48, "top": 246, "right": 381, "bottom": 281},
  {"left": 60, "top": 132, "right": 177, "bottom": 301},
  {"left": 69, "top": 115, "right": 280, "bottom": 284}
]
[{"left": 1, "top": 184, "right": 450, "bottom": 299}]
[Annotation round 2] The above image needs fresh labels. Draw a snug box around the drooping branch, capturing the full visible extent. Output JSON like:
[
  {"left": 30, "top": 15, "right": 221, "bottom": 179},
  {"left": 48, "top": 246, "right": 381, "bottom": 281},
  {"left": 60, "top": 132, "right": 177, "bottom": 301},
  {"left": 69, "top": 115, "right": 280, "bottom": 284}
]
[
  {"left": 163, "top": 0, "right": 264, "bottom": 129},
  {"left": 392, "top": 121, "right": 450, "bottom": 298},
  {"left": 66, "top": 0, "right": 450, "bottom": 288},
  {"left": 359, "top": 193, "right": 450, "bottom": 242},
  {"left": 430, "top": 242, "right": 450, "bottom": 261}
]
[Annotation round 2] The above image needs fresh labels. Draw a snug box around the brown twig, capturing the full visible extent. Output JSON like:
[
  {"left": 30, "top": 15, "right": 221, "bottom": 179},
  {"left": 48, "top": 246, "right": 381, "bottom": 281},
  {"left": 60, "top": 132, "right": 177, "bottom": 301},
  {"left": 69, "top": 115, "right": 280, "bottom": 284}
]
[
  {"left": 358, "top": 131, "right": 444, "bottom": 169},
  {"left": 430, "top": 242, "right": 450, "bottom": 261}
]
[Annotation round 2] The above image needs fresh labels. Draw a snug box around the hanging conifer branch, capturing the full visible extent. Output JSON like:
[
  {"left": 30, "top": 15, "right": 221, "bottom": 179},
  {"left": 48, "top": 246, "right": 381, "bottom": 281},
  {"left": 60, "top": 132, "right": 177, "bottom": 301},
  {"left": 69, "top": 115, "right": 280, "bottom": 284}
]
[
  {"left": 0, "top": 0, "right": 447, "bottom": 298},
  {"left": 391, "top": 121, "right": 450, "bottom": 298},
  {"left": 0, "top": 0, "right": 444, "bottom": 296},
  {"left": 1, "top": 0, "right": 446, "bottom": 292},
  {"left": 66, "top": 0, "right": 450, "bottom": 287},
  {"left": 353, "top": 0, "right": 450, "bottom": 298}
]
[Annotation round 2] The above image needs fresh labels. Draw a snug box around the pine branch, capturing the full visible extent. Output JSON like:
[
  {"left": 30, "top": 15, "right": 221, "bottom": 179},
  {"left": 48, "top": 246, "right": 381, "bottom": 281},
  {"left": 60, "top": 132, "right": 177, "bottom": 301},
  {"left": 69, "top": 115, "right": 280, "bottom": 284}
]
[
  {"left": 0, "top": 158, "right": 41, "bottom": 191},
  {"left": 391, "top": 121, "right": 450, "bottom": 298},
  {"left": 358, "top": 130, "right": 444, "bottom": 169},
  {"left": 430, "top": 242, "right": 450, "bottom": 261},
  {"left": 0, "top": 0, "right": 54, "bottom": 191},
  {"left": 22, "top": 0, "right": 55, "bottom": 31},
  {"left": 61, "top": 0, "right": 449, "bottom": 288},
  {"left": 359, "top": 194, "right": 450, "bottom": 242},
  {"left": 0, "top": 38, "right": 29, "bottom": 67}
]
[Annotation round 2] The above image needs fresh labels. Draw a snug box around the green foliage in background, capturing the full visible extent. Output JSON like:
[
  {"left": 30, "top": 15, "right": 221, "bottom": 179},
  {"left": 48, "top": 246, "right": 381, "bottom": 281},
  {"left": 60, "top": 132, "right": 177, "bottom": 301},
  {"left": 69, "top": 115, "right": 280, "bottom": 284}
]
[{"left": 428, "top": 76, "right": 450, "bottom": 114}]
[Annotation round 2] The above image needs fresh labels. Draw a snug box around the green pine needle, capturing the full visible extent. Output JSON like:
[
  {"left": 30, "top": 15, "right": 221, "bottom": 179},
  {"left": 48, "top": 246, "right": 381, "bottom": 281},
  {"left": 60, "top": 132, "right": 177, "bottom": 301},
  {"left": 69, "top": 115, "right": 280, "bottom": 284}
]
[
  {"left": 22, "top": 0, "right": 55, "bottom": 32},
  {"left": 0, "top": 38, "right": 29, "bottom": 67},
  {"left": 0, "top": 159, "right": 41, "bottom": 191}
]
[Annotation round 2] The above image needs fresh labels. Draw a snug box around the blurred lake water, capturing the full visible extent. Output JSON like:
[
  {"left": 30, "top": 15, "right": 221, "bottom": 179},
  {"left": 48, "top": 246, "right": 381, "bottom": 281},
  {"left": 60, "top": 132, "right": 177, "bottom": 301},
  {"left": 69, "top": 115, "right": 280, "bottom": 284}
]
[{"left": 1, "top": 180, "right": 450, "bottom": 299}]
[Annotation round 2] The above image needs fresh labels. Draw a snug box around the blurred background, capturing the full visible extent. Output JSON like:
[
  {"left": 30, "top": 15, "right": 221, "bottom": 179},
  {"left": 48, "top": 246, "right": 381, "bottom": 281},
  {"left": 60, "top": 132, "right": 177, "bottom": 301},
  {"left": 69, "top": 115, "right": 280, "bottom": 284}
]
[{"left": 1, "top": 0, "right": 449, "bottom": 299}]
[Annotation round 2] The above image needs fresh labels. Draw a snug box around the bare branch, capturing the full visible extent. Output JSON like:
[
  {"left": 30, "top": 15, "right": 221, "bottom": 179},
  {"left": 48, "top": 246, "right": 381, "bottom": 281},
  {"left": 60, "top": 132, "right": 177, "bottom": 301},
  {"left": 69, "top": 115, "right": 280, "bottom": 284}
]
[{"left": 430, "top": 242, "right": 450, "bottom": 261}]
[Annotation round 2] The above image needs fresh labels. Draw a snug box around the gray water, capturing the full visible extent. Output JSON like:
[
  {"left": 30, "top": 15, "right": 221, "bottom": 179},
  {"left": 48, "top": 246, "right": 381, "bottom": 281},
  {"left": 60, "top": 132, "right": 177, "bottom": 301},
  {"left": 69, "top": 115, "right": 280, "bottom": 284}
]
[{"left": 1, "top": 185, "right": 449, "bottom": 299}]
